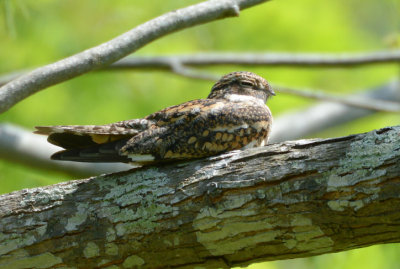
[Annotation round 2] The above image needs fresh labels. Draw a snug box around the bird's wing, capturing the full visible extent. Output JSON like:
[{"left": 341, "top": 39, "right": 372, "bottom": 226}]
[
  {"left": 121, "top": 98, "right": 272, "bottom": 163},
  {"left": 36, "top": 100, "right": 216, "bottom": 163}
]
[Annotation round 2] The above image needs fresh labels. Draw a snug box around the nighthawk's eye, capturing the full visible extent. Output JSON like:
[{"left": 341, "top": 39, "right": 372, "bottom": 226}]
[{"left": 240, "top": 81, "right": 253, "bottom": 87}]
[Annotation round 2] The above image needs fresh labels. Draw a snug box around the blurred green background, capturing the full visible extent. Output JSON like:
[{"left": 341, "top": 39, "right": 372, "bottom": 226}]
[{"left": 0, "top": 0, "right": 399, "bottom": 268}]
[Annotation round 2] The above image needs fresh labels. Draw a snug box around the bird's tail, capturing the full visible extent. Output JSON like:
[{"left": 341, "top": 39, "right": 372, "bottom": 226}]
[
  {"left": 35, "top": 125, "right": 135, "bottom": 149},
  {"left": 35, "top": 125, "right": 133, "bottom": 162}
]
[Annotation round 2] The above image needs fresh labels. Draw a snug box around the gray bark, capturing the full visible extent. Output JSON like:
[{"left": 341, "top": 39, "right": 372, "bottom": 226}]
[
  {"left": 0, "top": 125, "right": 399, "bottom": 269},
  {"left": 110, "top": 50, "right": 400, "bottom": 68}
]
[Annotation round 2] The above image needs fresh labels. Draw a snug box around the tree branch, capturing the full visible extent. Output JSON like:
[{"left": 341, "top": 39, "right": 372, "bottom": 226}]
[
  {"left": 1, "top": 125, "right": 399, "bottom": 268},
  {"left": 148, "top": 64, "right": 400, "bottom": 113},
  {"left": 110, "top": 50, "right": 400, "bottom": 68},
  {"left": 3, "top": 50, "right": 400, "bottom": 87},
  {"left": 2, "top": 50, "right": 400, "bottom": 113},
  {"left": 0, "top": 0, "right": 269, "bottom": 114},
  {"left": 270, "top": 79, "right": 400, "bottom": 142},
  {"left": 274, "top": 84, "right": 400, "bottom": 113}
]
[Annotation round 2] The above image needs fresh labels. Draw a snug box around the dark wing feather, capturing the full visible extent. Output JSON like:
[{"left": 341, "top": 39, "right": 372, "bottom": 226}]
[{"left": 47, "top": 132, "right": 98, "bottom": 149}]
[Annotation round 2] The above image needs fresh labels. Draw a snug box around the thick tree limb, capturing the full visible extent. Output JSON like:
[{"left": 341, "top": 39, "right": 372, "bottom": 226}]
[
  {"left": 0, "top": 0, "right": 269, "bottom": 113},
  {"left": 1, "top": 125, "right": 399, "bottom": 268}
]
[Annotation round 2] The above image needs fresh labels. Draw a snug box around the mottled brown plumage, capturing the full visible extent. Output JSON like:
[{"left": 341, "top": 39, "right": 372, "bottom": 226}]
[{"left": 35, "top": 71, "right": 275, "bottom": 165}]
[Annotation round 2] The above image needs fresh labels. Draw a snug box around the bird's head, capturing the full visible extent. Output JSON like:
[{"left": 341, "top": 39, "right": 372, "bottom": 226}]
[{"left": 208, "top": 71, "right": 275, "bottom": 103}]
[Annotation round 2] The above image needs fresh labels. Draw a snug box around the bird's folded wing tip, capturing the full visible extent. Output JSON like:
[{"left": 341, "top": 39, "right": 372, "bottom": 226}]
[{"left": 34, "top": 126, "right": 52, "bottom": 135}]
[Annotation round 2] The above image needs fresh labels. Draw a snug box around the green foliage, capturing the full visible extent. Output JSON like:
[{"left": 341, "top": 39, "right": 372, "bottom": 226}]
[
  {"left": 244, "top": 243, "right": 400, "bottom": 269},
  {"left": 0, "top": 0, "right": 399, "bottom": 267}
]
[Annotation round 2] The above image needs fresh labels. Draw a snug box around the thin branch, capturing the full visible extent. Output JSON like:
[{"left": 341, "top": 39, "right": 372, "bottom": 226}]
[
  {"left": 0, "top": 0, "right": 269, "bottom": 113},
  {"left": 162, "top": 64, "right": 400, "bottom": 113},
  {"left": 2, "top": 51, "right": 400, "bottom": 113},
  {"left": 3, "top": 50, "right": 400, "bottom": 90},
  {"left": 270, "top": 79, "right": 400, "bottom": 142},
  {"left": 110, "top": 50, "right": 400, "bottom": 69},
  {"left": 274, "top": 84, "right": 400, "bottom": 113},
  {"left": 170, "top": 61, "right": 220, "bottom": 81}
]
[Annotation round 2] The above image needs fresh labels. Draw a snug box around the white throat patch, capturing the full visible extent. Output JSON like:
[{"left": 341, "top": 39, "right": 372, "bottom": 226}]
[{"left": 226, "top": 94, "right": 264, "bottom": 105}]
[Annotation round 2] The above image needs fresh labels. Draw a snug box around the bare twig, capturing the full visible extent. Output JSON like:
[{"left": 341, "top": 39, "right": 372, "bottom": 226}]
[
  {"left": 159, "top": 64, "right": 400, "bottom": 113},
  {"left": 3, "top": 50, "right": 400, "bottom": 87},
  {"left": 274, "top": 84, "right": 400, "bottom": 113},
  {"left": 169, "top": 61, "right": 220, "bottom": 81},
  {"left": 110, "top": 50, "right": 400, "bottom": 69},
  {"left": 2, "top": 51, "right": 400, "bottom": 112},
  {"left": 0, "top": 0, "right": 269, "bottom": 113},
  {"left": 270, "top": 79, "right": 400, "bottom": 142}
]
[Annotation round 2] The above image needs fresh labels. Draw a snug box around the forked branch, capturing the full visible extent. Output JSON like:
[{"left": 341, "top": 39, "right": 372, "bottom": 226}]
[{"left": 0, "top": 0, "right": 270, "bottom": 113}]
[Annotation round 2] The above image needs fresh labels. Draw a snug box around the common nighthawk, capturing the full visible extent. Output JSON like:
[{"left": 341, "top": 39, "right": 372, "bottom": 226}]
[{"left": 35, "top": 71, "right": 275, "bottom": 165}]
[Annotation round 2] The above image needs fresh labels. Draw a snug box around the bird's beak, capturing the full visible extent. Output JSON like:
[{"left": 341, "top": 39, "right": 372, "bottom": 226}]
[{"left": 269, "top": 88, "right": 276, "bottom": 96}]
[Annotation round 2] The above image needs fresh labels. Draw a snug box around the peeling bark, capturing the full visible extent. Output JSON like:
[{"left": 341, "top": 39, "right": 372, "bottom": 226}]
[{"left": 0, "top": 125, "right": 399, "bottom": 269}]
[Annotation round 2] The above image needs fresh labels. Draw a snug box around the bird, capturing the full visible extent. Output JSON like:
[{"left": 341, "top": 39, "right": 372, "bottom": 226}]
[{"left": 35, "top": 71, "right": 275, "bottom": 165}]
